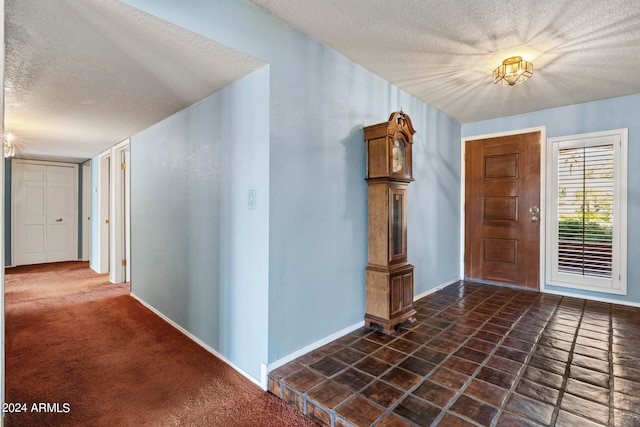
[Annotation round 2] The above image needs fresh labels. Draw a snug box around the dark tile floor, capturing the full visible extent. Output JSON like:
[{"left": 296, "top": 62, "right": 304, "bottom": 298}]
[{"left": 268, "top": 281, "right": 640, "bottom": 426}]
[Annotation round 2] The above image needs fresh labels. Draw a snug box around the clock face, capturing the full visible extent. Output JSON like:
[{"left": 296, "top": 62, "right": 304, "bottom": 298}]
[{"left": 392, "top": 138, "right": 406, "bottom": 173}]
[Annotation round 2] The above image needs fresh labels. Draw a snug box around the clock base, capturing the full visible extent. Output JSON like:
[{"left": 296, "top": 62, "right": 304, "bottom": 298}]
[
  {"left": 364, "top": 263, "right": 416, "bottom": 335},
  {"left": 365, "top": 311, "right": 417, "bottom": 335}
]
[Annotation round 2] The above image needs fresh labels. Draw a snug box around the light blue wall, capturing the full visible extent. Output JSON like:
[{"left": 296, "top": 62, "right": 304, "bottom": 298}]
[
  {"left": 130, "top": 67, "right": 270, "bottom": 380},
  {"left": 121, "top": 0, "right": 461, "bottom": 373},
  {"left": 462, "top": 94, "right": 640, "bottom": 304},
  {"left": 263, "top": 34, "right": 461, "bottom": 362}
]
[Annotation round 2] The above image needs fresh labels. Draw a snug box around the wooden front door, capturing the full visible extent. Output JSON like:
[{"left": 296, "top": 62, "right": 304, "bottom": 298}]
[{"left": 464, "top": 131, "right": 541, "bottom": 289}]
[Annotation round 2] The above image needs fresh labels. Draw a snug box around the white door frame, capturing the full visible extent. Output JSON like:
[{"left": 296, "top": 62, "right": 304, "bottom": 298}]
[
  {"left": 12, "top": 159, "right": 79, "bottom": 266},
  {"left": 110, "top": 139, "right": 130, "bottom": 284},
  {"left": 97, "top": 149, "right": 111, "bottom": 274},
  {"left": 124, "top": 149, "right": 131, "bottom": 281},
  {"left": 82, "top": 161, "right": 91, "bottom": 261},
  {"left": 460, "top": 126, "right": 547, "bottom": 288}
]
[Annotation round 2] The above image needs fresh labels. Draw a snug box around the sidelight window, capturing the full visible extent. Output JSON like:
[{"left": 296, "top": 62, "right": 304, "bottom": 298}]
[{"left": 546, "top": 129, "right": 627, "bottom": 294}]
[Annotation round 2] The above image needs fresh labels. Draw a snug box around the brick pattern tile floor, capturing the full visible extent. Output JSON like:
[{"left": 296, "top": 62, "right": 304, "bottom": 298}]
[{"left": 268, "top": 281, "right": 640, "bottom": 426}]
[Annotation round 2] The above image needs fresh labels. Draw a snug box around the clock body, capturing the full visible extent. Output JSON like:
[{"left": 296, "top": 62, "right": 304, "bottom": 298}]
[{"left": 363, "top": 111, "right": 416, "bottom": 334}]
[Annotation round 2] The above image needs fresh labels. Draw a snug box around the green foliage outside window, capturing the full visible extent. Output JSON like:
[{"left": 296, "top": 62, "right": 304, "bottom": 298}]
[{"left": 558, "top": 219, "right": 612, "bottom": 243}]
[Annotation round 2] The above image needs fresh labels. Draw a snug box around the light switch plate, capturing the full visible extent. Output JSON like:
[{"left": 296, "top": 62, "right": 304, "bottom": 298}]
[{"left": 248, "top": 189, "right": 256, "bottom": 210}]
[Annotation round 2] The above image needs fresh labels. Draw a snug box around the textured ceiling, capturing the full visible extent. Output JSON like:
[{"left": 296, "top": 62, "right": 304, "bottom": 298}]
[
  {"left": 250, "top": 0, "right": 640, "bottom": 123},
  {"left": 4, "top": 0, "right": 264, "bottom": 162},
  {"left": 5, "top": 1, "right": 640, "bottom": 162}
]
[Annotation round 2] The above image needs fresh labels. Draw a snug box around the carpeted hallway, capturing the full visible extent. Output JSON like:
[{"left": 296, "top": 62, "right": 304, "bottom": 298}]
[{"left": 4, "top": 261, "right": 316, "bottom": 426}]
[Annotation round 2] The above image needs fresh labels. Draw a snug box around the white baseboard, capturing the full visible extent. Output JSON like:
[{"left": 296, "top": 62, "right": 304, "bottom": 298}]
[
  {"left": 128, "top": 279, "right": 453, "bottom": 392},
  {"left": 129, "top": 293, "right": 263, "bottom": 389}
]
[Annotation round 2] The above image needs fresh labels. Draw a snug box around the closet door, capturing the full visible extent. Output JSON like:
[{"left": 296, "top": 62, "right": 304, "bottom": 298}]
[
  {"left": 46, "top": 166, "right": 76, "bottom": 262},
  {"left": 14, "top": 163, "right": 47, "bottom": 265},
  {"left": 13, "top": 160, "right": 78, "bottom": 266}
]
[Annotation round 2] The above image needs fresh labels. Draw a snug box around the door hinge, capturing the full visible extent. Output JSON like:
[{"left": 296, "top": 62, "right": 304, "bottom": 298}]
[
  {"left": 106, "top": 218, "right": 110, "bottom": 224},
  {"left": 122, "top": 259, "right": 127, "bottom": 267},
  {"left": 121, "top": 162, "right": 126, "bottom": 170}
]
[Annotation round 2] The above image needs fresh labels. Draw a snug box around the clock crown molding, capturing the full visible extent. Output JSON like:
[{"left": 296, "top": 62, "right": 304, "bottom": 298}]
[
  {"left": 388, "top": 111, "right": 416, "bottom": 141},
  {"left": 363, "top": 111, "right": 416, "bottom": 142}
]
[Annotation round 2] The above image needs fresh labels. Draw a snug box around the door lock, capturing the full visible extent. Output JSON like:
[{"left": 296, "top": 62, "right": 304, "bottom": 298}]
[{"left": 529, "top": 206, "right": 539, "bottom": 214}]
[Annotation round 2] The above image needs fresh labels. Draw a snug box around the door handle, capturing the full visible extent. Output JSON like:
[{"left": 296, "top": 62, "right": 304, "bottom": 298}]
[{"left": 56, "top": 218, "right": 63, "bottom": 222}]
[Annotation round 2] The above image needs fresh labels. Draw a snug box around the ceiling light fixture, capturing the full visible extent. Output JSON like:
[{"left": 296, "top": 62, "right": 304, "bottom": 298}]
[
  {"left": 4, "top": 133, "right": 15, "bottom": 158},
  {"left": 493, "top": 56, "right": 533, "bottom": 86}
]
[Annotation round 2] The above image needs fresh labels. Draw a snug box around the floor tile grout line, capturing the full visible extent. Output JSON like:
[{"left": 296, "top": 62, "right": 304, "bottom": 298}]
[
  {"left": 351, "top": 321, "right": 453, "bottom": 427},
  {"left": 372, "top": 288, "right": 555, "bottom": 426},
  {"left": 548, "top": 298, "right": 586, "bottom": 427},
  {"left": 307, "top": 323, "right": 446, "bottom": 426},
  {"left": 269, "top": 283, "right": 640, "bottom": 427},
  {"left": 392, "top": 286, "right": 504, "bottom": 426},
  {"left": 491, "top": 292, "right": 561, "bottom": 427},
  {"left": 608, "top": 303, "right": 615, "bottom": 427},
  {"left": 356, "top": 282, "right": 502, "bottom": 426},
  {"left": 382, "top": 284, "right": 536, "bottom": 426},
  {"left": 291, "top": 319, "right": 444, "bottom": 427},
  {"left": 429, "top": 291, "right": 530, "bottom": 427},
  {"left": 451, "top": 287, "right": 556, "bottom": 420}
]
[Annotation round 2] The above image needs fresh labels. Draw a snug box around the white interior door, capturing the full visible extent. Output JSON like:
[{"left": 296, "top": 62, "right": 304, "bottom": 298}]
[
  {"left": 46, "top": 166, "right": 76, "bottom": 262},
  {"left": 14, "top": 163, "right": 47, "bottom": 265},
  {"left": 82, "top": 161, "right": 92, "bottom": 261},
  {"left": 13, "top": 160, "right": 78, "bottom": 266},
  {"left": 124, "top": 149, "right": 131, "bottom": 281},
  {"left": 110, "top": 139, "right": 130, "bottom": 284},
  {"left": 98, "top": 151, "right": 111, "bottom": 274}
]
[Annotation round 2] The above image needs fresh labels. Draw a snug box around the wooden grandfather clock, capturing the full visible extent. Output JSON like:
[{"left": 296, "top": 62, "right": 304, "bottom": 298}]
[{"left": 363, "top": 111, "right": 416, "bottom": 334}]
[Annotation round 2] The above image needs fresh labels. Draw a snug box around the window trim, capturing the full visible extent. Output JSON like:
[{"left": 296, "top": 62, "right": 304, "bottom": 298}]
[{"left": 546, "top": 129, "right": 628, "bottom": 295}]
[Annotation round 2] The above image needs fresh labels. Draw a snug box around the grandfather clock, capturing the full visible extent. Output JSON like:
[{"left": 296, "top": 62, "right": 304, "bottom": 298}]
[{"left": 363, "top": 111, "right": 416, "bottom": 334}]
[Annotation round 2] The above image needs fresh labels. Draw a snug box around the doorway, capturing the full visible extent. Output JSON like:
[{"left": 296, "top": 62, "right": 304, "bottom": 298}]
[
  {"left": 12, "top": 160, "right": 78, "bottom": 266},
  {"left": 82, "top": 161, "right": 92, "bottom": 261},
  {"left": 98, "top": 151, "right": 111, "bottom": 274},
  {"left": 110, "top": 139, "right": 130, "bottom": 284},
  {"left": 462, "top": 128, "right": 544, "bottom": 289}
]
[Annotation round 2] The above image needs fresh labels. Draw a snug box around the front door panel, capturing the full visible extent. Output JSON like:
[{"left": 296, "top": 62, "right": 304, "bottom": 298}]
[{"left": 465, "top": 132, "right": 541, "bottom": 289}]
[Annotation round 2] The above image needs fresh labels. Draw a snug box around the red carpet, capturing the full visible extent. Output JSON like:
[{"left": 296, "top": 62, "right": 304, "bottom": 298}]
[{"left": 4, "top": 262, "right": 316, "bottom": 426}]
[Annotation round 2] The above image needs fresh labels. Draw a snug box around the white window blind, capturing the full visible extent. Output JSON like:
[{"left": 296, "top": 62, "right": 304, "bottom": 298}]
[
  {"left": 546, "top": 129, "right": 627, "bottom": 294},
  {"left": 557, "top": 145, "right": 613, "bottom": 278}
]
